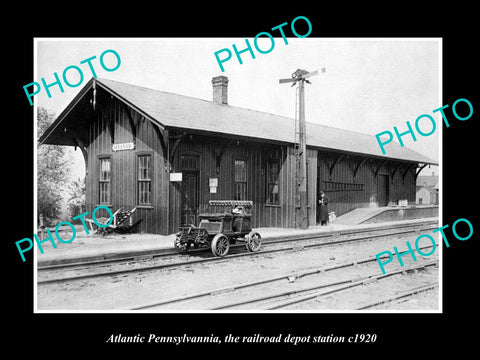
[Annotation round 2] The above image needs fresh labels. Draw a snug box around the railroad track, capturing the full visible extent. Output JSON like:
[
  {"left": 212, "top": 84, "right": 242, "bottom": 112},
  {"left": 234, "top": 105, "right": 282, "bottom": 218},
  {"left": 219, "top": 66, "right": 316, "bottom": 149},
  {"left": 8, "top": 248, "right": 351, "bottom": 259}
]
[
  {"left": 128, "top": 247, "right": 439, "bottom": 311},
  {"left": 38, "top": 220, "right": 437, "bottom": 271},
  {"left": 265, "top": 262, "right": 438, "bottom": 310},
  {"left": 355, "top": 281, "right": 439, "bottom": 310},
  {"left": 37, "top": 220, "right": 438, "bottom": 286}
]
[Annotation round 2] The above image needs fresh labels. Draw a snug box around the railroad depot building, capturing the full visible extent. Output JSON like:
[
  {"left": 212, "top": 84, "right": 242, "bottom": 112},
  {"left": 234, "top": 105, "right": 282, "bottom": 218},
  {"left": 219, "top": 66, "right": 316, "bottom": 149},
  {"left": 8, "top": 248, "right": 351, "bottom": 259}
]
[{"left": 39, "top": 76, "right": 437, "bottom": 235}]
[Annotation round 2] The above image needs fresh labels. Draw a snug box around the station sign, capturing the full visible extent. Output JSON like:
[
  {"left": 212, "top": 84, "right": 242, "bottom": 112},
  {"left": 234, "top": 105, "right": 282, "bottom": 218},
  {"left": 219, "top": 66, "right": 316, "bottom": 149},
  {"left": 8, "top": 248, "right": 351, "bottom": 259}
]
[{"left": 112, "top": 142, "right": 135, "bottom": 152}]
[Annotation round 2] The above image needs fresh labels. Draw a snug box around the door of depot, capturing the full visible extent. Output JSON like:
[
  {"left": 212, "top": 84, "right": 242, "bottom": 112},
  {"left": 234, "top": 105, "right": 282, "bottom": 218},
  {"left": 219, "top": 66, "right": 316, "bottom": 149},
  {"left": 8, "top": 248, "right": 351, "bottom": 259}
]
[
  {"left": 180, "top": 154, "right": 200, "bottom": 226},
  {"left": 181, "top": 172, "right": 199, "bottom": 226},
  {"left": 377, "top": 174, "right": 389, "bottom": 207}
]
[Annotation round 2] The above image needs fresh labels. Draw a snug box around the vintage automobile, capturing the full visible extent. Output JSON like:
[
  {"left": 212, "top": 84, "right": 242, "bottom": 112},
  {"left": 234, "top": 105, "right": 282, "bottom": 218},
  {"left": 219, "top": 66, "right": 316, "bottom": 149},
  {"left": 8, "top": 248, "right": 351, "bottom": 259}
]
[{"left": 174, "top": 200, "right": 262, "bottom": 257}]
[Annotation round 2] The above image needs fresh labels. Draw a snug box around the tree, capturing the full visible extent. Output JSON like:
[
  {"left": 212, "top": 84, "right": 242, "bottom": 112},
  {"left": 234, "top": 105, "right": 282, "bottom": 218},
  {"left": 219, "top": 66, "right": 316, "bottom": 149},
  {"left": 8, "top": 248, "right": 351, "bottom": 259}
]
[
  {"left": 37, "top": 107, "right": 70, "bottom": 226},
  {"left": 67, "top": 177, "right": 86, "bottom": 221}
]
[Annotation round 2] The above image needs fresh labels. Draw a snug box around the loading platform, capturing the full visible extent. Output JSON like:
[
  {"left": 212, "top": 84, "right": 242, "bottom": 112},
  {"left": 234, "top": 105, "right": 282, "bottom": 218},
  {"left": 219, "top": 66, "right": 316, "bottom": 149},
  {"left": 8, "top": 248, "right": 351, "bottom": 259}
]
[{"left": 334, "top": 205, "right": 438, "bottom": 225}]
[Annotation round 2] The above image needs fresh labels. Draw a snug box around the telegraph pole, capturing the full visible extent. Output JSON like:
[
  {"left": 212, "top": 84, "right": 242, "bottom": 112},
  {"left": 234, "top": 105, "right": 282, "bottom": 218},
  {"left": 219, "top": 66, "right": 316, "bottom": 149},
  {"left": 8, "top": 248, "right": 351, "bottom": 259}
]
[
  {"left": 297, "top": 77, "right": 308, "bottom": 229},
  {"left": 279, "top": 68, "right": 324, "bottom": 229}
]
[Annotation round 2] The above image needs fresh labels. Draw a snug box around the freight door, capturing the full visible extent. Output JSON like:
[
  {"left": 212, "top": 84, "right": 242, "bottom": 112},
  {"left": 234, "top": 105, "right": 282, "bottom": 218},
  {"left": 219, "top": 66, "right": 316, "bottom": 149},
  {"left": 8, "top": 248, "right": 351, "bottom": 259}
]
[{"left": 377, "top": 174, "right": 389, "bottom": 207}]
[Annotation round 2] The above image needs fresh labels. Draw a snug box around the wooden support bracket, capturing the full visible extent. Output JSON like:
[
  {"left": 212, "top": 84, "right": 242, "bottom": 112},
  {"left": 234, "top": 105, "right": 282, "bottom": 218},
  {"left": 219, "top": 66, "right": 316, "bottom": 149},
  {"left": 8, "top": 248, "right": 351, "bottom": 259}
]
[
  {"left": 391, "top": 162, "right": 404, "bottom": 183},
  {"left": 415, "top": 164, "right": 428, "bottom": 180},
  {"left": 328, "top": 154, "right": 346, "bottom": 179},
  {"left": 152, "top": 122, "right": 169, "bottom": 172},
  {"left": 169, "top": 133, "right": 187, "bottom": 164},
  {"left": 353, "top": 157, "right": 370, "bottom": 179},
  {"left": 214, "top": 142, "right": 230, "bottom": 174},
  {"left": 402, "top": 163, "right": 417, "bottom": 184},
  {"left": 72, "top": 134, "right": 89, "bottom": 175},
  {"left": 374, "top": 160, "right": 390, "bottom": 178},
  {"left": 123, "top": 104, "right": 137, "bottom": 143}
]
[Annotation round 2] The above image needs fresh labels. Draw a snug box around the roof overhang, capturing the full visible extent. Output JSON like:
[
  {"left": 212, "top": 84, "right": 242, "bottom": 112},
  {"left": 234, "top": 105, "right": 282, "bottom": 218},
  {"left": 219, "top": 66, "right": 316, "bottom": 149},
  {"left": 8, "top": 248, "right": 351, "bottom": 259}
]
[
  {"left": 38, "top": 78, "right": 165, "bottom": 146},
  {"left": 310, "top": 144, "right": 438, "bottom": 166},
  {"left": 38, "top": 78, "right": 95, "bottom": 146},
  {"left": 38, "top": 77, "right": 439, "bottom": 167}
]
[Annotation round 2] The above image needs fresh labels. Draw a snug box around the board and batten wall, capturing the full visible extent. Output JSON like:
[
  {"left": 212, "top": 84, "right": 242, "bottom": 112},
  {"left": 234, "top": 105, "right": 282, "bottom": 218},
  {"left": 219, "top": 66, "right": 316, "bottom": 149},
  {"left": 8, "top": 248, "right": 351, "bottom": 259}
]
[
  {"left": 317, "top": 150, "right": 417, "bottom": 217},
  {"left": 83, "top": 92, "right": 417, "bottom": 234},
  {"left": 85, "top": 96, "right": 168, "bottom": 234},
  {"left": 168, "top": 137, "right": 318, "bottom": 233}
]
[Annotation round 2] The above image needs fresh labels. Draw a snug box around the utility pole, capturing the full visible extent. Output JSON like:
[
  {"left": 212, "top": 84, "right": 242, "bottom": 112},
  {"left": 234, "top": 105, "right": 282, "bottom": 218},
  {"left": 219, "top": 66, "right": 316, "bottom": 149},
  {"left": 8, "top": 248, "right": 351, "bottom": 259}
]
[
  {"left": 296, "top": 76, "right": 307, "bottom": 229},
  {"left": 279, "top": 68, "right": 325, "bottom": 229}
]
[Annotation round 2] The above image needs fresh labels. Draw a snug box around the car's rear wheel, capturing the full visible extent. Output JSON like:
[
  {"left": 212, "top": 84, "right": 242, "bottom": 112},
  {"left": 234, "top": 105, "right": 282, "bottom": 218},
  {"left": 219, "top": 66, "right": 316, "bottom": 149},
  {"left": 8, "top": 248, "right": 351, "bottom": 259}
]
[{"left": 245, "top": 231, "right": 262, "bottom": 252}]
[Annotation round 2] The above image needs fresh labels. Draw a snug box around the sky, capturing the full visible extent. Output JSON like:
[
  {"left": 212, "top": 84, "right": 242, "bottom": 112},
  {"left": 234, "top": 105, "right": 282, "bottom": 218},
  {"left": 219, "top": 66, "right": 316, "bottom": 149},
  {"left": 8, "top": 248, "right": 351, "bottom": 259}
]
[{"left": 35, "top": 38, "right": 441, "bottom": 178}]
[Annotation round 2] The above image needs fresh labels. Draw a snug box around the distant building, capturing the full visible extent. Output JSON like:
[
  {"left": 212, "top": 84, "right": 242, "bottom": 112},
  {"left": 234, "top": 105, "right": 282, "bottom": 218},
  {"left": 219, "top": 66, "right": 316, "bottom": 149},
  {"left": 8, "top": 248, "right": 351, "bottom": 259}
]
[{"left": 416, "top": 173, "right": 439, "bottom": 205}]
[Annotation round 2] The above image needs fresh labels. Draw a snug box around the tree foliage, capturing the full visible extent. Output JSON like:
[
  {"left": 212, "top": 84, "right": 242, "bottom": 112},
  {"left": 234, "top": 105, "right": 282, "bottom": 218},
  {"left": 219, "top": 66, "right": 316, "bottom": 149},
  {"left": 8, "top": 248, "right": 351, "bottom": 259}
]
[
  {"left": 37, "top": 107, "right": 70, "bottom": 225},
  {"left": 67, "top": 177, "right": 86, "bottom": 221}
]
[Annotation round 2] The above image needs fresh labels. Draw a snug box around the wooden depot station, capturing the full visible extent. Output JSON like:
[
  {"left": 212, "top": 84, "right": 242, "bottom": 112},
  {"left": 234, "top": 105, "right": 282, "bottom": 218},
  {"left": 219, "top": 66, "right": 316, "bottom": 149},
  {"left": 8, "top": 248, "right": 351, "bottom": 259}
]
[{"left": 39, "top": 75, "right": 437, "bottom": 235}]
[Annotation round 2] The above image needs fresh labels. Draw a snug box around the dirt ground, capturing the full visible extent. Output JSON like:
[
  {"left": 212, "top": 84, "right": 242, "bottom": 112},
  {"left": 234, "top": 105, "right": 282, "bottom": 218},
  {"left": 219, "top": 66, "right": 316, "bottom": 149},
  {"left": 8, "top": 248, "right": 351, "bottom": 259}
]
[
  {"left": 36, "top": 230, "right": 440, "bottom": 312},
  {"left": 35, "top": 218, "right": 438, "bottom": 265}
]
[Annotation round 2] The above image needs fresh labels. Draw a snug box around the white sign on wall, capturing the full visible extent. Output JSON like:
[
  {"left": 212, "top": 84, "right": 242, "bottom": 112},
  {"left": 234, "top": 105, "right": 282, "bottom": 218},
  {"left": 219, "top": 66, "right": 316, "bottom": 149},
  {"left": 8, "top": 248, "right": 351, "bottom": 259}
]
[
  {"left": 112, "top": 142, "right": 135, "bottom": 152},
  {"left": 170, "top": 173, "right": 183, "bottom": 182},
  {"left": 209, "top": 178, "right": 218, "bottom": 193}
]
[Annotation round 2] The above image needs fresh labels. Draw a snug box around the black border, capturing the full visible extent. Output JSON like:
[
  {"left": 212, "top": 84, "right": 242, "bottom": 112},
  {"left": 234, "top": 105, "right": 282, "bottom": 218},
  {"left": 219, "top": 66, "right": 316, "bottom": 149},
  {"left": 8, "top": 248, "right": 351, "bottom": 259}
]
[{"left": 7, "top": 6, "right": 478, "bottom": 355}]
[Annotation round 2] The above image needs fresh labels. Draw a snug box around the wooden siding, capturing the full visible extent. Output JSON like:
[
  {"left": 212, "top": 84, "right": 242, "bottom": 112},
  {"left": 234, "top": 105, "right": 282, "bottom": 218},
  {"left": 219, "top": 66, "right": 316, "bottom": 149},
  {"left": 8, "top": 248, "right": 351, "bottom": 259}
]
[
  {"left": 85, "top": 92, "right": 167, "bottom": 234},
  {"left": 82, "top": 88, "right": 418, "bottom": 234},
  {"left": 169, "top": 137, "right": 287, "bottom": 232},
  {"left": 317, "top": 150, "right": 417, "bottom": 217},
  {"left": 166, "top": 137, "right": 319, "bottom": 233}
]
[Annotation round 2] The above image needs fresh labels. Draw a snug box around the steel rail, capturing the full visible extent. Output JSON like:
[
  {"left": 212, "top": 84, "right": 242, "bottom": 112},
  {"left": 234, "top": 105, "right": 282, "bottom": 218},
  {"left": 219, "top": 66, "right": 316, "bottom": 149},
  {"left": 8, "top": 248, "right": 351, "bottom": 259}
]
[
  {"left": 355, "top": 281, "right": 439, "bottom": 310},
  {"left": 265, "top": 260, "right": 439, "bottom": 310},
  {"left": 129, "top": 244, "right": 437, "bottom": 310},
  {"left": 37, "top": 219, "right": 438, "bottom": 271},
  {"left": 37, "top": 223, "right": 438, "bottom": 285}
]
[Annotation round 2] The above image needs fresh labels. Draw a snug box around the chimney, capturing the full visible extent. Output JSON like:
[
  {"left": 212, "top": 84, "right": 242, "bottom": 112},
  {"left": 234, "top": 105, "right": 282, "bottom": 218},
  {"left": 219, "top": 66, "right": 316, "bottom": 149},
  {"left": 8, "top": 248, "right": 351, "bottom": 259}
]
[{"left": 212, "top": 76, "right": 228, "bottom": 105}]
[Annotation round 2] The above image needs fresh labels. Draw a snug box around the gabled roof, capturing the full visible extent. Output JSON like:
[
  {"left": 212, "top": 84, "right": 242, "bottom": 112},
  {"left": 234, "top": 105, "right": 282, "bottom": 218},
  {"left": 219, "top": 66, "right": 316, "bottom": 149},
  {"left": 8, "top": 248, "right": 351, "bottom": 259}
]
[
  {"left": 40, "top": 77, "right": 438, "bottom": 165},
  {"left": 416, "top": 185, "right": 438, "bottom": 194},
  {"left": 416, "top": 175, "right": 439, "bottom": 187}
]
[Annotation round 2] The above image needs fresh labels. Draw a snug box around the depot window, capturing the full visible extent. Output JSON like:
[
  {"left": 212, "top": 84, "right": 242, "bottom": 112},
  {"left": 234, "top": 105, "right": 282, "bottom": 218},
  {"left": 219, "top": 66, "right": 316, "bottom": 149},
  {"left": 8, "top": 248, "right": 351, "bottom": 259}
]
[
  {"left": 98, "top": 156, "right": 111, "bottom": 204},
  {"left": 137, "top": 153, "right": 152, "bottom": 206},
  {"left": 234, "top": 159, "right": 247, "bottom": 200},
  {"left": 266, "top": 160, "right": 280, "bottom": 204}
]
